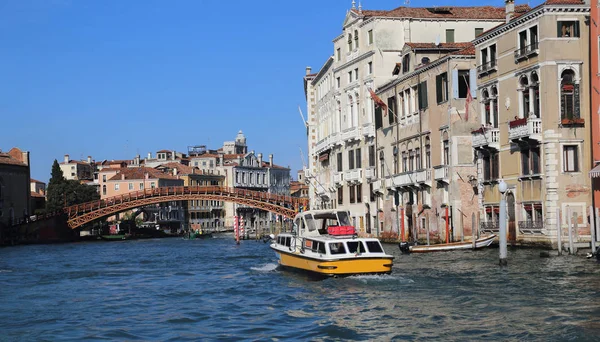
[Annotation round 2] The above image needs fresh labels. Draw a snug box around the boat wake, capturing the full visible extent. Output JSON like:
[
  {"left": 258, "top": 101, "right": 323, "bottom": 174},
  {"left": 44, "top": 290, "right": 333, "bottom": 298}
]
[
  {"left": 347, "top": 274, "right": 414, "bottom": 284},
  {"left": 250, "top": 263, "right": 278, "bottom": 272}
]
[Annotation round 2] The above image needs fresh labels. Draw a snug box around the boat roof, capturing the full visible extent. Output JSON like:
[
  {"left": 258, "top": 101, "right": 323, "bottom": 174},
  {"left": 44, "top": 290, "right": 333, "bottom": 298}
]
[{"left": 293, "top": 209, "right": 349, "bottom": 219}]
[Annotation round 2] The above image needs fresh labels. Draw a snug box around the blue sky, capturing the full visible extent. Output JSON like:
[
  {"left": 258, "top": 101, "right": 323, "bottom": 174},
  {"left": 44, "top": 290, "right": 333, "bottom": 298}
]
[{"left": 0, "top": 0, "right": 539, "bottom": 183}]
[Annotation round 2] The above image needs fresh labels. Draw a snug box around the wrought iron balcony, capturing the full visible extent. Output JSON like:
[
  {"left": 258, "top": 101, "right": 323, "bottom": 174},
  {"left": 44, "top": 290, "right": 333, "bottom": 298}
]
[
  {"left": 518, "top": 220, "right": 544, "bottom": 234},
  {"left": 472, "top": 127, "right": 500, "bottom": 150},
  {"left": 508, "top": 117, "right": 542, "bottom": 141},
  {"left": 433, "top": 165, "right": 449, "bottom": 183},
  {"left": 514, "top": 41, "right": 539, "bottom": 62},
  {"left": 480, "top": 221, "right": 499, "bottom": 233},
  {"left": 477, "top": 59, "right": 497, "bottom": 77}
]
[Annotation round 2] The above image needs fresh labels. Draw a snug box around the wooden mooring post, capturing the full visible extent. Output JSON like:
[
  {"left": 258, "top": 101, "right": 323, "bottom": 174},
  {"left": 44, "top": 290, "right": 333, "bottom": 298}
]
[
  {"left": 567, "top": 206, "right": 574, "bottom": 255},
  {"left": 557, "top": 208, "right": 562, "bottom": 256}
]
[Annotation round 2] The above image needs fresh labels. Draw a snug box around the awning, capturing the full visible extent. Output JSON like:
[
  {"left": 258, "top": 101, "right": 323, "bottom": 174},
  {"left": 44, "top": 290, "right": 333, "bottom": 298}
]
[
  {"left": 319, "top": 152, "right": 329, "bottom": 162},
  {"left": 590, "top": 164, "right": 600, "bottom": 178}
]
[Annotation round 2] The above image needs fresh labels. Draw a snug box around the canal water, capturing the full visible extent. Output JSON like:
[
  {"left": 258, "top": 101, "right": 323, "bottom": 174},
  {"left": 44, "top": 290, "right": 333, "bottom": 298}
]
[{"left": 1, "top": 235, "right": 599, "bottom": 341}]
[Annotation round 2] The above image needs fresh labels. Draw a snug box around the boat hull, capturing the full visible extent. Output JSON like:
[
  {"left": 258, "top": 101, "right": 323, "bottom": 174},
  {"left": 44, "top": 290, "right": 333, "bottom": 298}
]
[
  {"left": 408, "top": 234, "right": 496, "bottom": 253},
  {"left": 273, "top": 247, "right": 393, "bottom": 276}
]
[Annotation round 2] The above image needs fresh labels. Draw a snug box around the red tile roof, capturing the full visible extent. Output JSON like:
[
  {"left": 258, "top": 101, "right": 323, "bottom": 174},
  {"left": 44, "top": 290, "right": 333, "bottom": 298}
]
[
  {"left": 31, "top": 191, "right": 45, "bottom": 198},
  {"left": 353, "top": 6, "right": 530, "bottom": 20},
  {"left": 405, "top": 42, "right": 472, "bottom": 50},
  {"left": 0, "top": 153, "right": 27, "bottom": 166},
  {"left": 545, "top": 0, "right": 584, "bottom": 4},
  {"left": 30, "top": 178, "right": 45, "bottom": 184},
  {"left": 156, "top": 162, "right": 197, "bottom": 176},
  {"left": 108, "top": 167, "right": 180, "bottom": 181},
  {"left": 449, "top": 44, "right": 475, "bottom": 56}
]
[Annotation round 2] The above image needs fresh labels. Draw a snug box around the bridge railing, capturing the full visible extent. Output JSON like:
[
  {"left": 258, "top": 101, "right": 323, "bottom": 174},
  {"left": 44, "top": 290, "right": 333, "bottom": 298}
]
[{"left": 64, "top": 186, "right": 307, "bottom": 216}]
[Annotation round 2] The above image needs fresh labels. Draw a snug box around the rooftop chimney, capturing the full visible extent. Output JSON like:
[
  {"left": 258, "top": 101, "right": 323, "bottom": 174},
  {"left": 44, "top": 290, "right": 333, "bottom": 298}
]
[
  {"left": 87, "top": 156, "right": 92, "bottom": 164},
  {"left": 269, "top": 154, "right": 273, "bottom": 167},
  {"left": 147, "top": 152, "right": 152, "bottom": 159},
  {"left": 121, "top": 172, "right": 125, "bottom": 180},
  {"left": 258, "top": 153, "right": 263, "bottom": 166},
  {"left": 505, "top": 0, "right": 515, "bottom": 23},
  {"left": 64, "top": 154, "right": 69, "bottom": 163},
  {"left": 173, "top": 167, "right": 178, "bottom": 176},
  {"left": 306, "top": 66, "right": 312, "bottom": 75},
  {"left": 172, "top": 150, "right": 176, "bottom": 161}
]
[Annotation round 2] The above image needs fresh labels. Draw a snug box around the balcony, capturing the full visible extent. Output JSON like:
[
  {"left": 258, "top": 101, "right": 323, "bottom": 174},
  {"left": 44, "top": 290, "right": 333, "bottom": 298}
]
[
  {"left": 331, "top": 132, "right": 342, "bottom": 146},
  {"left": 341, "top": 127, "right": 361, "bottom": 143},
  {"left": 345, "top": 169, "right": 363, "bottom": 183},
  {"left": 365, "top": 167, "right": 376, "bottom": 180},
  {"left": 480, "top": 221, "right": 499, "bottom": 234},
  {"left": 385, "top": 177, "right": 394, "bottom": 189},
  {"left": 514, "top": 42, "right": 539, "bottom": 62},
  {"left": 415, "top": 169, "right": 432, "bottom": 187},
  {"left": 314, "top": 137, "right": 330, "bottom": 154},
  {"left": 333, "top": 172, "right": 344, "bottom": 186},
  {"left": 393, "top": 172, "right": 414, "bottom": 187},
  {"left": 477, "top": 60, "right": 497, "bottom": 77},
  {"left": 433, "top": 165, "right": 449, "bottom": 183},
  {"left": 518, "top": 220, "right": 544, "bottom": 234},
  {"left": 362, "top": 123, "right": 375, "bottom": 138},
  {"left": 472, "top": 127, "right": 500, "bottom": 150},
  {"left": 508, "top": 117, "right": 541, "bottom": 141},
  {"left": 372, "top": 179, "right": 384, "bottom": 194}
]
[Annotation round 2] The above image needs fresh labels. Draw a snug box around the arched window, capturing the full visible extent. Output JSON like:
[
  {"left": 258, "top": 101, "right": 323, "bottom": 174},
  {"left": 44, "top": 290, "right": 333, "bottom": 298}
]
[
  {"left": 348, "top": 34, "right": 353, "bottom": 52},
  {"left": 402, "top": 54, "right": 410, "bottom": 73},
  {"left": 531, "top": 72, "right": 540, "bottom": 118},
  {"left": 354, "top": 30, "right": 359, "bottom": 49},
  {"left": 442, "top": 131, "right": 450, "bottom": 165},
  {"left": 520, "top": 76, "right": 530, "bottom": 118},
  {"left": 561, "top": 69, "right": 577, "bottom": 120},
  {"left": 425, "top": 137, "right": 431, "bottom": 169},
  {"left": 482, "top": 89, "right": 491, "bottom": 126},
  {"left": 102, "top": 184, "right": 107, "bottom": 196},
  {"left": 491, "top": 86, "right": 499, "bottom": 128}
]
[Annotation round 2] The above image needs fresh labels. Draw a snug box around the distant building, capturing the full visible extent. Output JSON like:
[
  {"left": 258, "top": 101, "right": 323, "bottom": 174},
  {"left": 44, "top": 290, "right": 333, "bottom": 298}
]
[
  {"left": 59, "top": 154, "right": 94, "bottom": 181},
  {"left": 0, "top": 148, "right": 31, "bottom": 227},
  {"left": 30, "top": 178, "right": 46, "bottom": 214},
  {"left": 290, "top": 170, "right": 309, "bottom": 198},
  {"left": 143, "top": 150, "right": 189, "bottom": 168}
]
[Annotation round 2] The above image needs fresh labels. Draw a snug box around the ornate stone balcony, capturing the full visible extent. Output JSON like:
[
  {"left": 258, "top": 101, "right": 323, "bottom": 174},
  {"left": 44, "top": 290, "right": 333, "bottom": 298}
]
[
  {"left": 372, "top": 179, "right": 384, "bottom": 194},
  {"left": 472, "top": 127, "right": 500, "bottom": 150},
  {"left": 415, "top": 169, "right": 432, "bottom": 187},
  {"left": 393, "top": 172, "right": 413, "bottom": 187},
  {"left": 365, "top": 167, "right": 375, "bottom": 180},
  {"left": 345, "top": 169, "right": 363, "bottom": 184},
  {"left": 508, "top": 117, "right": 541, "bottom": 141},
  {"left": 362, "top": 123, "right": 375, "bottom": 138},
  {"left": 333, "top": 172, "right": 344, "bottom": 186},
  {"left": 341, "top": 127, "right": 361, "bottom": 143}
]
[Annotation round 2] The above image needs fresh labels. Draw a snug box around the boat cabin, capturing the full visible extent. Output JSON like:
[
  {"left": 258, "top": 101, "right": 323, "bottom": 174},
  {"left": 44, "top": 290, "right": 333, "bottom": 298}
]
[
  {"left": 293, "top": 209, "right": 354, "bottom": 238},
  {"left": 275, "top": 234, "right": 386, "bottom": 256}
]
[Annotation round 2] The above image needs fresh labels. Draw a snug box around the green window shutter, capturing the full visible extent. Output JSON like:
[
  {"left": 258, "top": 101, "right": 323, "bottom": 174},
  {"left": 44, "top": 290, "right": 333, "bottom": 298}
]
[
  {"left": 574, "top": 21, "right": 580, "bottom": 37},
  {"left": 557, "top": 22, "right": 562, "bottom": 37},
  {"left": 375, "top": 106, "right": 382, "bottom": 129},
  {"left": 436, "top": 75, "right": 443, "bottom": 103},
  {"left": 419, "top": 82, "right": 428, "bottom": 110}
]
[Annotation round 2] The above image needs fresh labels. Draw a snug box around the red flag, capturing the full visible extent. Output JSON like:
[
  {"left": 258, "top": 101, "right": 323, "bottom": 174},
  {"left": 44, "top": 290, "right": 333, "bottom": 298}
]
[
  {"left": 369, "top": 88, "right": 387, "bottom": 114},
  {"left": 465, "top": 84, "right": 472, "bottom": 121}
]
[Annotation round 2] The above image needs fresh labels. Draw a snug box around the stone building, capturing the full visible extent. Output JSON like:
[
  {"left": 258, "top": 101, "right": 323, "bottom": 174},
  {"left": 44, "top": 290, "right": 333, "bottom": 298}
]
[
  {"left": 0, "top": 148, "right": 31, "bottom": 227},
  {"left": 304, "top": 2, "right": 526, "bottom": 235},
  {"left": 374, "top": 42, "right": 480, "bottom": 242},
  {"left": 60, "top": 154, "right": 94, "bottom": 181},
  {"left": 473, "top": 0, "right": 591, "bottom": 245}
]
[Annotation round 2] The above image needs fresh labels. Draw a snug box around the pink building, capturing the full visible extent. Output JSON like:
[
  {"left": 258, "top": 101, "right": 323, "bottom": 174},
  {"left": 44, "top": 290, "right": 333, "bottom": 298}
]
[{"left": 101, "top": 167, "right": 183, "bottom": 199}]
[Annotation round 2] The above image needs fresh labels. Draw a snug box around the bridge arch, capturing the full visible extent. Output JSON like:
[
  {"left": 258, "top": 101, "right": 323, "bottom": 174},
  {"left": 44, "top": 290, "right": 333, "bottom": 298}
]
[{"left": 65, "top": 186, "right": 308, "bottom": 229}]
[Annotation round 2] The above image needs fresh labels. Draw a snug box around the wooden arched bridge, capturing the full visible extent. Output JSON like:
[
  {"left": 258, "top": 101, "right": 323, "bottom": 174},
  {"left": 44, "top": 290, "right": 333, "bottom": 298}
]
[{"left": 64, "top": 186, "right": 309, "bottom": 229}]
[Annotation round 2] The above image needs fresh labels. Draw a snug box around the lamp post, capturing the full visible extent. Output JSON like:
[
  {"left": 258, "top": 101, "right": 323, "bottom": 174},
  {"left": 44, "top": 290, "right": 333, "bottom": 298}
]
[{"left": 498, "top": 179, "right": 508, "bottom": 266}]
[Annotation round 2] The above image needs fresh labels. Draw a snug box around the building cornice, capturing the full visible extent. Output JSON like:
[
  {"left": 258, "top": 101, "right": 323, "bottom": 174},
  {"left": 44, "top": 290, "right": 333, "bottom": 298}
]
[
  {"left": 333, "top": 50, "right": 375, "bottom": 73},
  {"left": 474, "top": 5, "right": 590, "bottom": 46},
  {"left": 311, "top": 57, "right": 334, "bottom": 86}
]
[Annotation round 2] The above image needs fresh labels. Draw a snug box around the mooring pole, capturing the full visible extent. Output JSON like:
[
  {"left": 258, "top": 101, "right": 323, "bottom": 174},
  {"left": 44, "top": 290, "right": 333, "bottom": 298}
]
[
  {"left": 472, "top": 212, "right": 476, "bottom": 250},
  {"left": 595, "top": 208, "right": 599, "bottom": 254},
  {"left": 557, "top": 208, "right": 562, "bottom": 256},
  {"left": 567, "top": 207, "right": 574, "bottom": 255},
  {"left": 445, "top": 206, "right": 450, "bottom": 244},
  {"left": 590, "top": 206, "right": 597, "bottom": 253},
  {"left": 498, "top": 180, "right": 508, "bottom": 266}
]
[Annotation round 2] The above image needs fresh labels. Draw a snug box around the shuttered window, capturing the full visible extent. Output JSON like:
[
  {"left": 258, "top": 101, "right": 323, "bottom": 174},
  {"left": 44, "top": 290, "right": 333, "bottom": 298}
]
[
  {"left": 418, "top": 81, "right": 428, "bottom": 110},
  {"left": 436, "top": 72, "right": 448, "bottom": 104},
  {"left": 375, "top": 106, "right": 383, "bottom": 129}
]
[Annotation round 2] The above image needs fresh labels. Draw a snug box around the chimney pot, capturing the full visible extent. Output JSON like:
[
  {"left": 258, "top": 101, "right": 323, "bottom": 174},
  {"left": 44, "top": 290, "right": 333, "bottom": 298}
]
[
  {"left": 64, "top": 154, "right": 69, "bottom": 163},
  {"left": 148, "top": 152, "right": 152, "bottom": 159},
  {"left": 269, "top": 154, "right": 274, "bottom": 167},
  {"left": 306, "top": 66, "right": 312, "bottom": 75},
  {"left": 505, "top": 0, "right": 515, "bottom": 23},
  {"left": 87, "top": 156, "right": 92, "bottom": 164}
]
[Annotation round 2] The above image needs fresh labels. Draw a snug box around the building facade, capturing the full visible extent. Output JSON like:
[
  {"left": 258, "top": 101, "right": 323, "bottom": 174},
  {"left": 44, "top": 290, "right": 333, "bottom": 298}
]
[
  {"left": 0, "top": 148, "right": 31, "bottom": 228},
  {"left": 304, "top": 3, "right": 523, "bottom": 235},
  {"left": 473, "top": 0, "right": 592, "bottom": 245},
  {"left": 60, "top": 154, "right": 94, "bottom": 181}
]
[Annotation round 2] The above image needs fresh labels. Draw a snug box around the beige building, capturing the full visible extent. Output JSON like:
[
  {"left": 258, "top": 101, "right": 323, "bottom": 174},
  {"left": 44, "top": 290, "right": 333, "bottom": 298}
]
[
  {"left": 374, "top": 42, "right": 479, "bottom": 242},
  {"left": 0, "top": 148, "right": 31, "bottom": 228},
  {"left": 304, "top": 3, "right": 526, "bottom": 235},
  {"left": 473, "top": 0, "right": 591, "bottom": 245},
  {"left": 60, "top": 154, "right": 94, "bottom": 181}
]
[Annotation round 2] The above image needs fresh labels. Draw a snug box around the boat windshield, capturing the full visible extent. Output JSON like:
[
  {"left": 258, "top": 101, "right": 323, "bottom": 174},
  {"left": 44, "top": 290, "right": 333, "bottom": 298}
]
[
  {"left": 336, "top": 211, "right": 352, "bottom": 226},
  {"left": 304, "top": 214, "right": 317, "bottom": 232}
]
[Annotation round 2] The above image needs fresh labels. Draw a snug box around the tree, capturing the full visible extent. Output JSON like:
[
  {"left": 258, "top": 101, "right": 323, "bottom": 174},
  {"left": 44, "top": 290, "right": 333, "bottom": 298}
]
[
  {"left": 45, "top": 160, "right": 100, "bottom": 212},
  {"left": 46, "top": 159, "right": 66, "bottom": 212}
]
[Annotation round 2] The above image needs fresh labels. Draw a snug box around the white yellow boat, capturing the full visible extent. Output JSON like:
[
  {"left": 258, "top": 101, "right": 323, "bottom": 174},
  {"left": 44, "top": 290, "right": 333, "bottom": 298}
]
[{"left": 269, "top": 209, "right": 394, "bottom": 277}]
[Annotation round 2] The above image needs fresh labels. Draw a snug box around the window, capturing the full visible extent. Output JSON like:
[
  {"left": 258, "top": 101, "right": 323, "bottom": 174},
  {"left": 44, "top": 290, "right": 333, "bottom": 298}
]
[
  {"left": 457, "top": 70, "right": 469, "bottom": 98},
  {"left": 368, "top": 61, "right": 372, "bottom": 74},
  {"left": 368, "top": 29, "right": 373, "bottom": 45},
  {"left": 482, "top": 151, "right": 499, "bottom": 181},
  {"left": 354, "top": 29, "right": 359, "bottom": 49},
  {"left": 337, "top": 48, "right": 341, "bottom": 61},
  {"left": 521, "top": 146, "right": 541, "bottom": 175},
  {"left": 369, "top": 145, "right": 375, "bottom": 167},
  {"left": 128, "top": 183, "right": 133, "bottom": 190},
  {"left": 348, "top": 71, "right": 352, "bottom": 83},
  {"left": 336, "top": 77, "right": 340, "bottom": 88},
  {"left": 443, "top": 137, "right": 450, "bottom": 165},
  {"left": 151, "top": 182, "right": 156, "bottom": 189},
  {"left": 338, "top": 187, "right": 343, "bottom": 205},
  {"left": 402, "top": 151, "right": 408, "bottom": 172},
  {"left": 355, "top": 148, "right": 362, "bottom": 168},
  {"left": 557, "top": 21, "right": 580, "bottom": 38},
  {"left": 337, "top": 153, "right": 343, "bottom": 172},
  {"left": 415, "top": 148, "right": 421, "bottom": 170},
  {"left": 402, "top": 54, "right": 410, "bottom": 73},
  {"left": 102, "top": 175, "right": 107, "bottom": 182},
  {"left": 560, "top": 70, "right": 578, "bottom": 120},
  {"left": 374, "top": 106, "right": 383, "bottom": 129},
  {"left": 139, "top": 183, "right": 144, "bottom": 190},
  {"left": 418, "top": 81, "right": 428, "bottom": 110},
  {"left": 348, "top": 34, "right": 353, "bottom": 51},
  {"left": 446, "top": 29, "right": 455, "bottom": 43},
  {"left": 425, "top": 137, "right": 431, "bottom": 168},
  {"left": 354, "top": 68, "right": 359, "bottom": 81},
  {"left": 348, "top": 150, "right": 355, "bottom": 169},
  {"left": 102, "top": 185, "right": 106, "bottom": 196},
  {"left": 563, "top": 145, "right": 579, "bottom": 172},
  {"left": 356, "top": 184, "right": 362, "bottom": 203},
  {"left": 408, "top": 150, "right": 415, "bottom": 172},
  {"left": 369, "top": 183, "right": 375, "bottom": 202},
  {"left": 475, "top": 27, "right": 483, "bottom": 37},
  {"left": 330, "top": 242, "right": 347, "bottom": 255},
  {"left": 115, "top": 184, "right": 120, "bottom": 191},
  {"left": 387, "top": 96, "right": 396, "bottom": 124},
  {"left": 349, "top": 185, "right": 356, "bottom": 203},
  {"left": 436, "top": 72, "right": 448, "bottom": 104}
]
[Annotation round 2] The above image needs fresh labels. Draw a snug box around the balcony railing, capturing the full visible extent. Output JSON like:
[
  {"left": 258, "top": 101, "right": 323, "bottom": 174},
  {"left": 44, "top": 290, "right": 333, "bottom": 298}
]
[
  {"left": 362, "top": 123, "right": 375, "bottom": 137},
  {"left": 433, "top": 165, "right": 449, "bottom": 182},
  {"left": 341, "top": 127, "right": 361, "bottom": 143},
  {"left": 415, "top": 169, "right": 432, "bottom": 185},
  {"left": 385, "top": 177, "right": 394, "bottom": 189},
  {"left": 514, "top": 41, "right": 539, "bottom": 61},
  {"left": 365, "top": 167, "right": 376, "bottom": 180},
  {"left": 393, "top": 172, "right": 414, "bottom": 187},
  {"left": 477, "top": 59, "right": 497, "bottom": 77},
  {"left": 333, "top": 172, "right": 344, "bottom": 185},
  {"left": 518, "top": 220, "right": 544, "bottom": 234},
  {"left": 345, "top": 169, "right": 363, "bottom": 183},
  {"left": 480, "top": 221, "right": 499, "bottom": 233},
  {"left": 315, "top": 136, "right": 330, "bottom": 154},
  {"left": 508, "top": 117, "right": 542, "bottom": 141},
  {"left": 472, "top": 127, "right": 500, "bottom": 150},
  {"left": 372, "top": 179, "right": 384, "bottom": 194}
]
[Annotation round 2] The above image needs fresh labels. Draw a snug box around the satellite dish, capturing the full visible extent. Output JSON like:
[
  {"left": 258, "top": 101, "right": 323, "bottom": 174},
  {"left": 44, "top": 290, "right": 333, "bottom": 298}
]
[{"left": 435, "top": 35, "right": 440, "bottom": 46}]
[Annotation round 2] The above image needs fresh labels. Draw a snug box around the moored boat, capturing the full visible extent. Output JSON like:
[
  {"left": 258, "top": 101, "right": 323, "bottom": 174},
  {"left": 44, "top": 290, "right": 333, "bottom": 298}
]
[
  {"left": 270, "top": 209, "right": 394, "bottom": 277},
  {"left": 399, "top": 234, "right": 496, "bottom": 253}
]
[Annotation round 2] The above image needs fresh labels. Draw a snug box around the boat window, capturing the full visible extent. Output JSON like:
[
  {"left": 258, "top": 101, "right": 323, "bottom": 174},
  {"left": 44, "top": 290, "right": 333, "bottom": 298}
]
[
  {"left": 278, "top": 237, "right": 282, "bottom": 244},
  {"left": 365, "top": 241, "right": 384, "bottom": 253},
  {"left": 347, "top": 241, "right": 366, "bottom": 254},
  {"left": 285, "top": 236, "right": 291, "bottom": 247},
  {"left": 336, "top": 211, "right": 352, "bottom": 226},
  {"left": 329, "top": 242, "right": 347, "bottom": 255},
  {"left": 316, "top": 241, "right": 326, "bottom": 254},
  {"left": 304, "top": 239, "right": 313, "bottom": 250},
  {"left": 304, "top": 214, "right": 317, "bottom": 232},
  {"left": 294, "top": 218, "right": 302, "bottom": 234}
]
